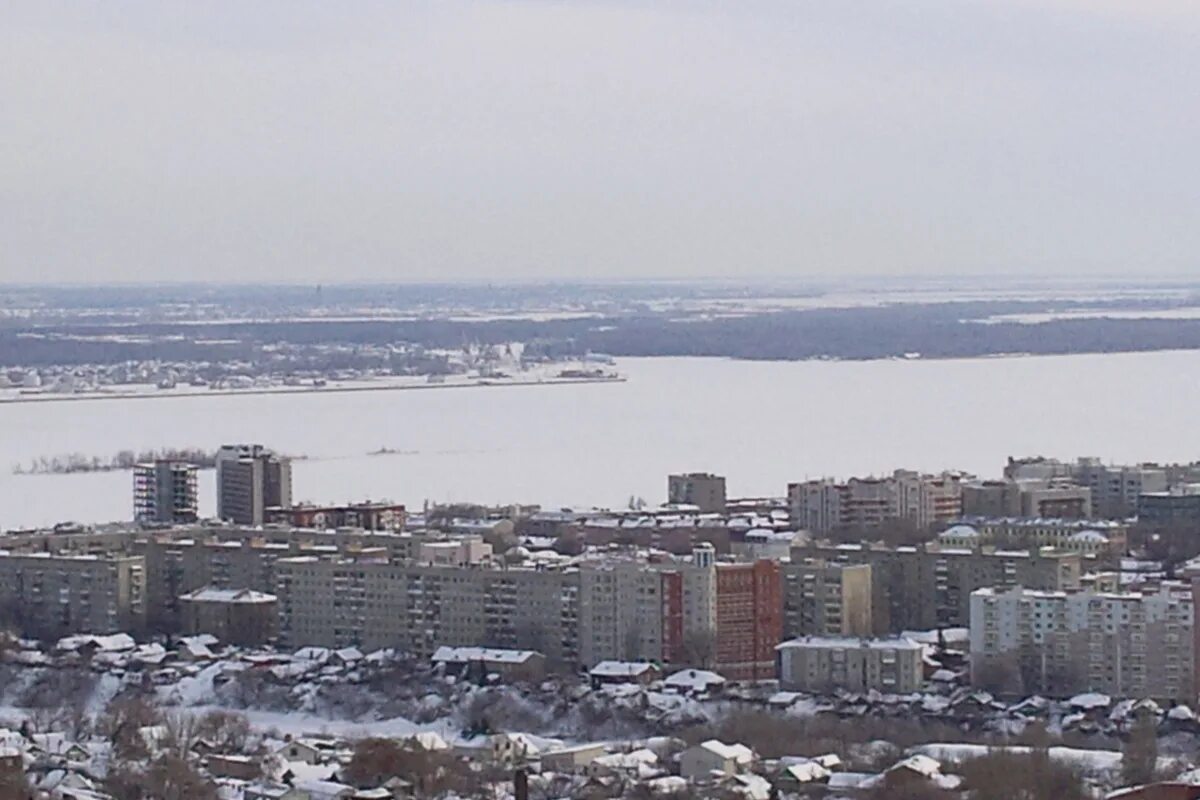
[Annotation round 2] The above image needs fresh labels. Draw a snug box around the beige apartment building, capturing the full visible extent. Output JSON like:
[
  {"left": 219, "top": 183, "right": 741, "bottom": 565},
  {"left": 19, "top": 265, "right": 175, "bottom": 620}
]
[
  {"left": 781, "top": 560, "right": 872, "bottom": 639},
  {"left": 795, "top": 541, "right": 1081, "bottom": 634},
  {"left": 0, "top": 552, "right": 146, "bottom": 636},
  {"left": 776, "top": 636, "right": 924, "bottom": 693},
  {"left": 788, "top": 470, "right": 965, "bottom": 534},
  {"left": 970, "top": 584, "right": 1195, "bottom": 702}
]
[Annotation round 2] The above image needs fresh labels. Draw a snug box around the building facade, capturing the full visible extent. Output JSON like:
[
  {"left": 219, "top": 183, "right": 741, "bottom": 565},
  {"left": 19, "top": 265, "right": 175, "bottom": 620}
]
[
  {"left": 265, "top": 502, "right": 406, "bottom": 531},
  {"left": 0, "top": 552, "right": 146, "bottom": 636},
  {"left": 179, "top": 587, "right": 278, "bottom": 646},
  {"left": 776, "top": 636, "right": 924, "bottom": 693},
  {"left": 970, "top": 585, "right": 1195, "bottom": 701},
  {"left": 668, "top": 473, "right": 727, "bottom": 513},
  {"left": 216, "top": 444, "right": 292, "bottom": 525},
  {"left": 781, "top": 560, "right": 873, "bottom": 639},
  {"left": 788, "top": 470, "right": 965, "bottom": 534},
  {"left": 794, "top": 541, "right": 1082, "bottom": 634},
  {"left": 133, "top": 460, "right": 199, "bottom": 524}
]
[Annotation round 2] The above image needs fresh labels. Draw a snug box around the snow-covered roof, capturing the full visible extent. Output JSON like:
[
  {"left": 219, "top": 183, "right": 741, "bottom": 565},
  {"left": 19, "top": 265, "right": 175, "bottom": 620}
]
[
  {"left": 698, "top": 740, "right": 753, "bottom": 764},
  {"left": 56, "top": 633, "right": 135, "bottom": 653},
  {"left": 590, "top": 661, "right": 658, "bottom": 677},
  {"left": 432, "top": 646, "right": 539, "bottom": 665},
  {"left": 1069, "top": 692, "right": 1112, "bottom": 710},
  {"left": 940, "top": 524, "right": 980, "bottom": 538},
  {"left": 776, "top": 636, "right": 923, "bottom": 652},
  {"left": 179, "top": 588, "right": 277, "bottom": 603},
  {"left": 1069, "top": 530, "right": 1109, "bottom": 542},
  {"left": 663, "top": 669, "right": 726, "bottom": 691}
]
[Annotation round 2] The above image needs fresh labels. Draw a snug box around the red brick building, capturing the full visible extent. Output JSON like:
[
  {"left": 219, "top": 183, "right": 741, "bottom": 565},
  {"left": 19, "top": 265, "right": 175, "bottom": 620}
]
[
  {"left": 715, "top": 561, "right": 783, "bottom": 681},
  {"left": 266, "top": 502, "right": 406, "bottom": 531}
]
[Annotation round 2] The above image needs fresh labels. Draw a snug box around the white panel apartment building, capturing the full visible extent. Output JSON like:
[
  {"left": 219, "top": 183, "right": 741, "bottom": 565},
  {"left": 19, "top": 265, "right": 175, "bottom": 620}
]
[
  {"left": 789, "top": 470, "right": 965, "bottom": 533},
  {"left": 970, "top": 585, "right": 1195, "bottom": 702}
]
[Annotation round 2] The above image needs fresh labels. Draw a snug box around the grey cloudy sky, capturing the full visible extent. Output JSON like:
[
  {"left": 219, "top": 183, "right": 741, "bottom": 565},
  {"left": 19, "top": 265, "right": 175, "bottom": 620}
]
[{"left": 2, "top": 1, "right": 1198, "bottom": 284}]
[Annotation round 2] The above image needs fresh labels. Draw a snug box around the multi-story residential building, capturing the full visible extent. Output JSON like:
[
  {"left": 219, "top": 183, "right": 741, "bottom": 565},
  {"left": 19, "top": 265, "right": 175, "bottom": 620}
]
[
  {"left": 781, "top": 560, "right": 873, "bottom": 639},
  {"left": 265, "top": 502, "right": 406, "bottom": 531},
  {"left": 668, "top": 473, "right": 728, "bottom": 513},
  {"left": 794, "top": 541, "right": 1082, "bottom": 634},
  {"left": 962, "top": 478, "right": 1092, "bottom": 519},
  {"left": 776, "top": 636, "right": 924, "bottom": 693},
  {"left": 0, "top": 552, "right": 146, "bottom": 636},
  {"left": 216, "top": 444, "right": 292, "bottom": 525},
  {"left": 179, "top": 587, "right": 278, "bottom": 646},
  {"left": 1138, "top": 485, "right": 1200, "bottom": 529},
  {"left": 970, "top": 585, "right": 1195, "bottom": 701},
  {"left": 713, "top": 560, "right": 782, "bottom": 680},
  {"left": 273, "top": 556, "right": 580, "bottom": 666},
  {"left": 1072, "top": 458, "right": 1168, "bottom": 519},
  {"left": 939, "top": 517, "right": 1127, "bottom": 558},
  {"left": 788, "top": 470, "right": 966, "bottom": 534},
  {"left": 133, "top": 460, "right": 199, "bottom": 524}
]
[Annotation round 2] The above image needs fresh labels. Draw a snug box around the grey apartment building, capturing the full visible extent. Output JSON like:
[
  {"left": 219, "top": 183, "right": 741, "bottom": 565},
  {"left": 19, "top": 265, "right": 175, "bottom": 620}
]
[
  {"left": 776, "top": 636, "right": 924, "bottom": 693},
  {"left": 216, "top": 444, "right": 292, "bottom": 525},
  {"left": 0, "top": 552, "right": 146, "bottom": 636},
  {"left": 668, "top": 473, "right": 727, "bottom": 513},
  {"left": 793, "top": 541, "right": 1081, "bottom": 633}
]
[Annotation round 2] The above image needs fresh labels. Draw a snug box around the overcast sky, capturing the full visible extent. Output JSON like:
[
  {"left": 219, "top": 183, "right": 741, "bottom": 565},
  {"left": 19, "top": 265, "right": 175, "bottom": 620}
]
[{"left": 2, "top": 1, "right": 1198, "bottom": 284}]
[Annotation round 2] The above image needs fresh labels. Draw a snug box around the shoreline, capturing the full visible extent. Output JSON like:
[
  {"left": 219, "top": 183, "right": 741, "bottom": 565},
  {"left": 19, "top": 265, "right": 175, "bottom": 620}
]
[{"left": 0, "top": 375, "right": 625, "bottom": 406}]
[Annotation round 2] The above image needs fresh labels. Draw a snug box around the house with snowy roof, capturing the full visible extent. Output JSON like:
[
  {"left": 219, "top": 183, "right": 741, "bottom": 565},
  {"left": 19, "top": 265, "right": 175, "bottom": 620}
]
[
  {"left": 588, "top": 661, "right": 661, "bottom": 689},
  {"left": 678, "top": 740, "right": 754, "bottom": 780},
  {"left": 431, "top": 646, "right": 546, "bottom": 683}
]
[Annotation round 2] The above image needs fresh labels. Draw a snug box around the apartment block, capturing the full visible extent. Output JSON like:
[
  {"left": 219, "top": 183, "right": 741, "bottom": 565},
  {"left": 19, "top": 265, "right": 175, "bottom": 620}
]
[
  {"left": 794, "top": 541, "right": 1082, "bottom": 634},
  {"left": 714, "top": 560, "right": 782, "bottom": 680},
  {"left": 1073, "top": 458, "right": 1168, "bottom": 519},
  {"left": 0, "top": 552, "right": 146, "bottom": 636},
  {"left": 668, "top": 473, "right": 727, "bottom": 513},
  {"left": 216, "top": 444, "right": 292, "bottom": 525},
  {"left": 970, "top": 585, "right": 1195, "bottom": 702},
  {"left": 273, "top": 557, "right": 580, "bottom": 666},
  {"left": 776, "top": 636, "right": 924, "bottom": 693},
  {"left": 788, "top": 470, "right": 965, "bottom": 534},
  {"left": 133, "top": 460, "right": 199, "bottom": 524},
  {"left": 781, "top": 560, "right": 873, "bottom": 639}
]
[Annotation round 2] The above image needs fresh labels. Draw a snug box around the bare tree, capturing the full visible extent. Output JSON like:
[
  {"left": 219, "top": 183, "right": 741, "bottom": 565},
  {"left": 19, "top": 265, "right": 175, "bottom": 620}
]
[
  {"left": 1123, "top": 712, "right": 1159, "bottom": 787},
  {"left": 679, "top": 629, "right": 717, "bottom": 670}
]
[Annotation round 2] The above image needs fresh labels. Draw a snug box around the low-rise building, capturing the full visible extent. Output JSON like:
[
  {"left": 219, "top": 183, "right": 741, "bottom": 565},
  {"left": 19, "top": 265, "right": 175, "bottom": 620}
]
[
  {"left": 178, "top": 587, "right": 278, "bottom": 646},
  {"left": 431, "top": 646, "right": 546, "bottom": 683},
  {"left": 775, "top": 636, "right": 924, "bottom": 693},
  {"left": 679, "top": 740, "right": 754, "bottom": 780}
]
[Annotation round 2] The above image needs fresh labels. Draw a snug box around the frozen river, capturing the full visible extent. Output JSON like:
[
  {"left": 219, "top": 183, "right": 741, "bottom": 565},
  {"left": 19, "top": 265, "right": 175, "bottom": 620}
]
[{"left": 3, "top": 351, "right": 1200, "bottom": 529}]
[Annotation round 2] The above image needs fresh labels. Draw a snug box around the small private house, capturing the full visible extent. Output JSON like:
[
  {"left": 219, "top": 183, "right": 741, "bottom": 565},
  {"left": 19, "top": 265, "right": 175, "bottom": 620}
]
[
  {"left": 588, "top": 661, "right": 662, "bottom": 689},
  {"left": 538, "top": 743, "right": 609, "bottom": 773},
  {"left": 431, "top": 646, "right": 546, "bottom": 683},
  {"left": 663, "top": 668, "right": 726, "bottom": 696},
  {"left": 678, "top": 740, "right": 754, "bottom": 780}
]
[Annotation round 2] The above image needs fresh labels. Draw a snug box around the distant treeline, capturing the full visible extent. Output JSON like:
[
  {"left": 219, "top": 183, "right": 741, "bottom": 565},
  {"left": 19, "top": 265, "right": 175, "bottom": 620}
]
[
  {"left": 6, "top": 299, "right": 1200, "bottom": 365},
  {"left": 13, "top": 448, "right": 217, "bottom": 475}
]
